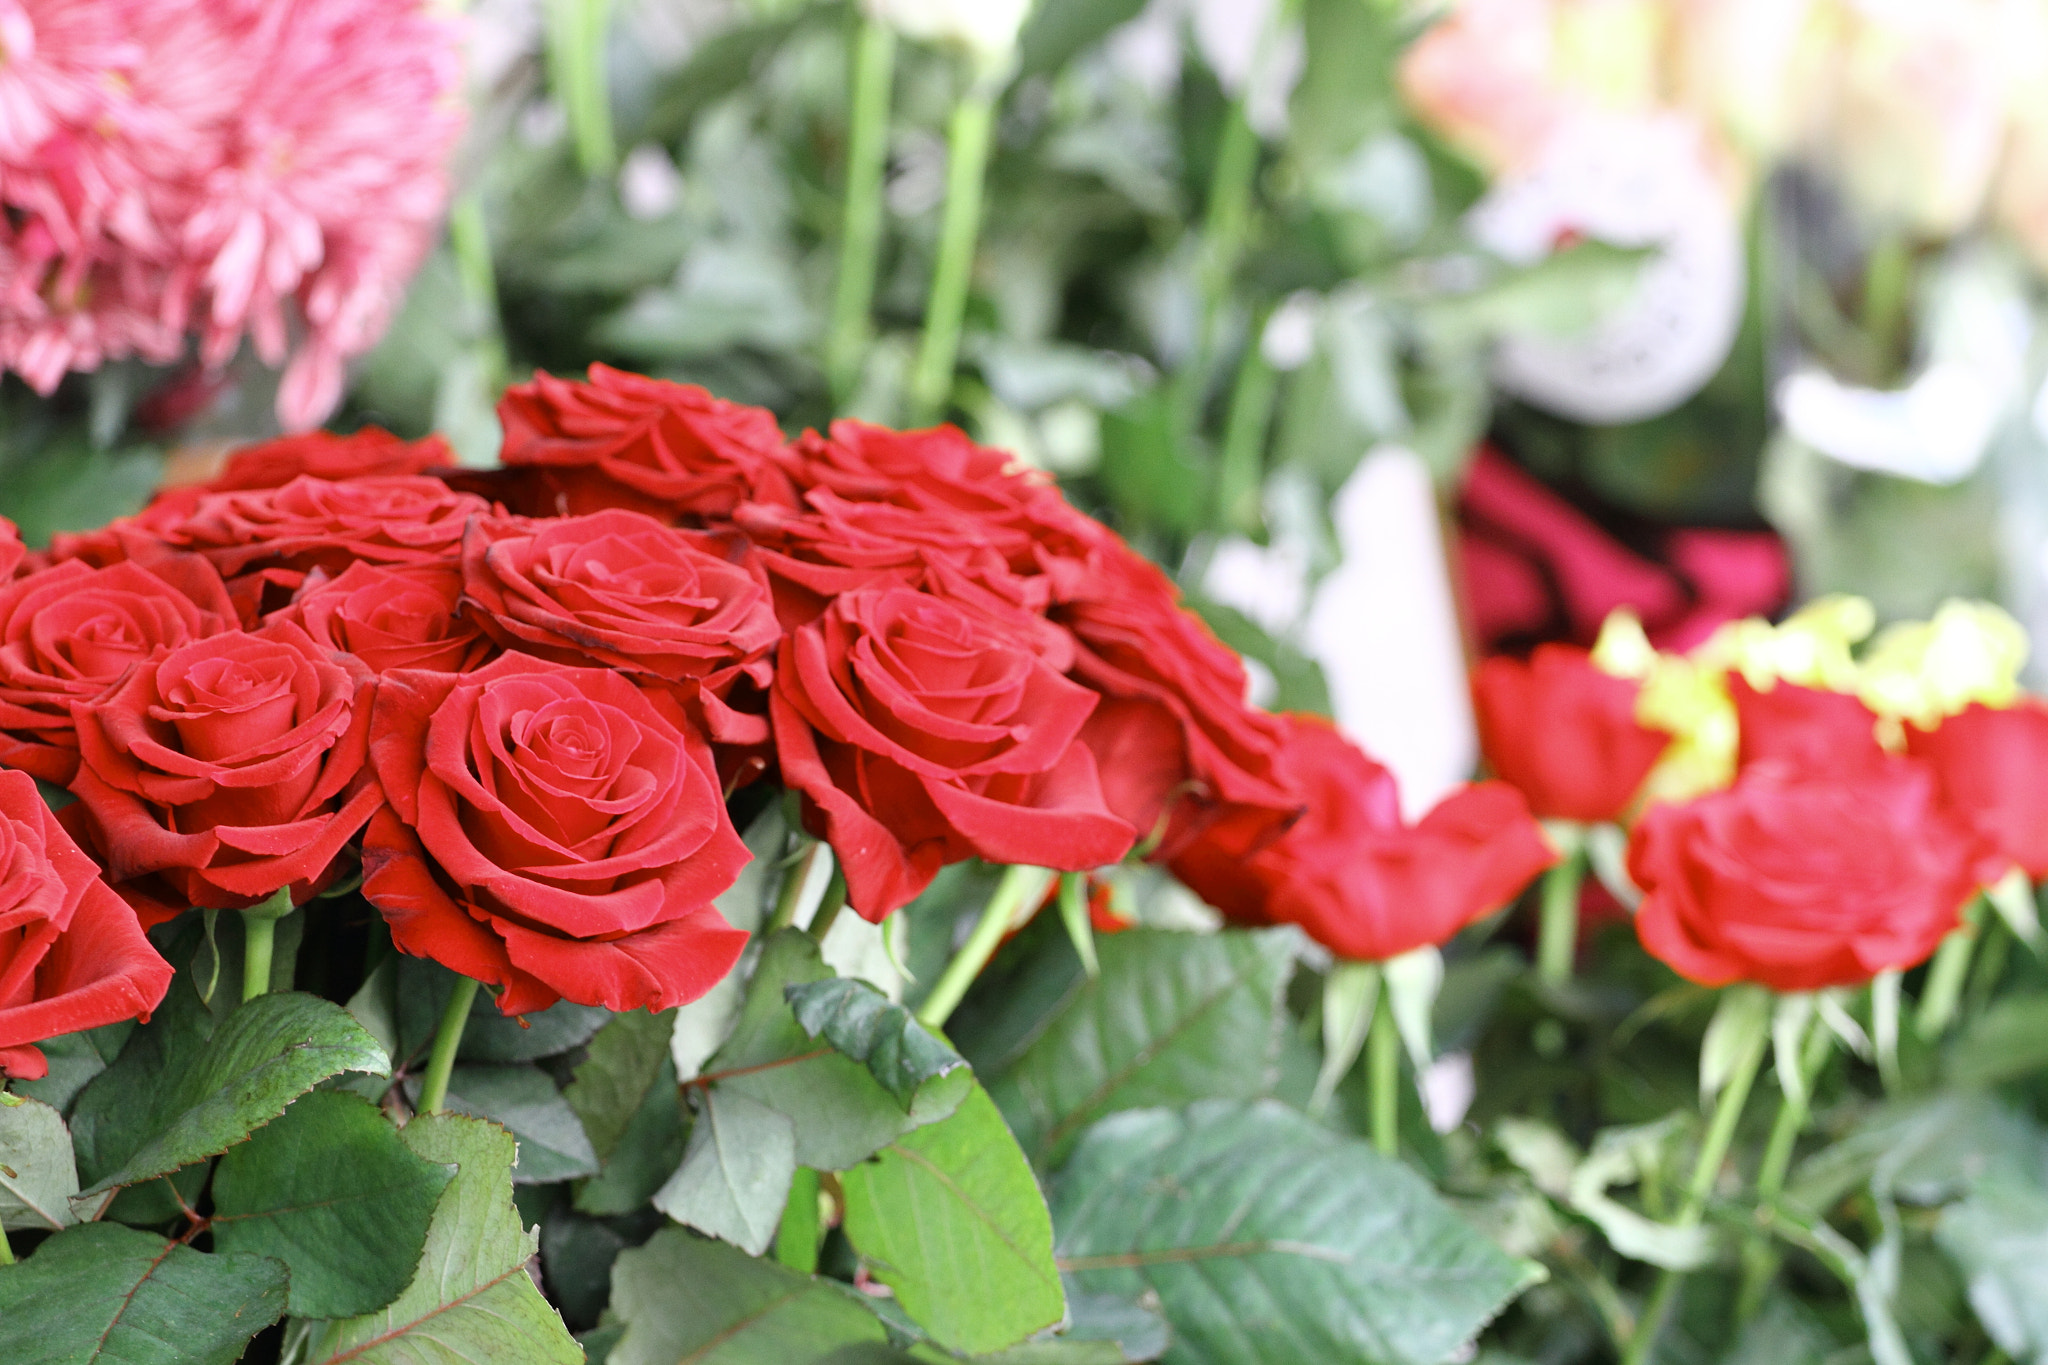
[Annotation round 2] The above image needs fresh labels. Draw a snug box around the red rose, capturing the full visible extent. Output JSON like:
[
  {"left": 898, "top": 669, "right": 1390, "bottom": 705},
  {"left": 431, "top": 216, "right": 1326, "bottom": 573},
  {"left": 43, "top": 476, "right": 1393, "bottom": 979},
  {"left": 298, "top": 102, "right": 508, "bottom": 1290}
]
[
  {"left": 1906, "top": 700, "right": 2048, "bottom": 880},
  {"left": 0, "top": 770, "right": 174, "bottom": 1079},
  {"left": 1054, "top": 545, "right": 1299, "bottom": 860},
  {"left": 362, "top": 654, "right": 750, "bottom": 1014},
  {"left": 0, "top": 516, "right": 24, "bottom": 581},
  {"left": 1629, "top": 761, "right": 1979, "bottom": 991},
  {"left": 1730, "top": 675, "right": 1884, "bottom": 775},
  {"left": 0, "top": 556, "right": 239, "bottom": 783},
  {"left": 155, "top": 475, "right": 490, "bottom": 584},
  {"left": 497, "top": 364, "right": 795, "bottom": 521},
  {"left": 66, "top": 622, "right": 381, "bottom": 917},
  {"left": 1472, "top": 645, "right": 1668, "bottom": 823},
  {"left": 179, "top": 428, "right": 455, "bottom": 499},
  {"left": 1172, "top": 715, "right": 1555, "bottom": 961},
  {"left": 458, "top": 511, "right": 779, "bottom": 740},
  {"left": 772, "top": 583, "right": 1135, "bottom": 919},
  {"left": 276, "top": 561, "right": 496, "bottom": 675}
]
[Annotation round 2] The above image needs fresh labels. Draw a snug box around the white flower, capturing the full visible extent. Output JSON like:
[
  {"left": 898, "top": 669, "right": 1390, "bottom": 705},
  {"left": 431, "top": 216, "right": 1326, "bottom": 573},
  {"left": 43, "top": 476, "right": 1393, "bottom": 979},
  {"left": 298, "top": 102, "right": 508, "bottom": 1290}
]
[{"left": 864, "top": 0, "right": 1033, "bottom": 70}]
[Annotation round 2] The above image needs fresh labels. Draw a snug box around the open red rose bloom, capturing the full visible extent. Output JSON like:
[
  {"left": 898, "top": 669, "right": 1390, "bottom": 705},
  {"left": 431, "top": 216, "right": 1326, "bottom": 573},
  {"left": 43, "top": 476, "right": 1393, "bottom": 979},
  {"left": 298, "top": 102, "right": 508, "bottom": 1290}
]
[{"left": 0, "top": 365, "right": 1571, "bottom": 1076}]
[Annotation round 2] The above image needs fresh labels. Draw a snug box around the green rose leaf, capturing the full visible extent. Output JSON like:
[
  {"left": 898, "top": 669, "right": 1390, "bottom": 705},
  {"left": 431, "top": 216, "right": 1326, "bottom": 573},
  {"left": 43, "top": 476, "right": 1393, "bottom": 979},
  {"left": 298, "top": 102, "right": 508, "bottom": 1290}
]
[
  {"left": 9, "top": 1023, "right": 131, "bottom": 1115},
  {"left": 840, "top": 1084, "right": 1065, "bottom": 1355},
  {"left": 566, "top": 1007, "right": 687, "bottom": 1215},
  {"left": 1052, "top": 1100, "right": 1544, "bottom": 1365},
  {"left": 711, "top": 929, "right": 925, "bottom": 1169},
  {"left": 0, "top": 1094, "right": 78, "bottom": 1231},
  {"left": 430, "top": 1064, "right": 599, "bottom": 1183},
  {"left": 609, "top": 1225, "right": 896, "bottom": 1365},
  {"left": 210, "top": 1089, "right": 454, "bottom": 1318},
  {"left": 70, "top": 990, "right": 390, "bottom": 1209},
  {"left": 968, "top": 928, "right": 1296, "bottom": 1165},
  {"left": 784, "top": 976, "right": 972, "bottom": 1122},
  {"left": 306, "top": 1112, "right": 580, "bottom": 1365},
  {"left": 653, "top": 1087, "right": 796, "bottom": 1256},
  {"left": 0, "top": 1221, "right": 286, "bottom": 1365}
]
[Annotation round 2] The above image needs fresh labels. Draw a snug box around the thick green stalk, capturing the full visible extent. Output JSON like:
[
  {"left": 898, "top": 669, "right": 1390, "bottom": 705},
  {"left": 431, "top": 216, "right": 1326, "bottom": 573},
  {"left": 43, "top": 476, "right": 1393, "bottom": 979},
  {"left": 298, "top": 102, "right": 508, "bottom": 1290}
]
[
  {"left": 1214, "top": 323, "right": 1277, "bottom": 532},
  {"left": 0, "top": 1229, "right": 13, "bottom": 1265},
  {"left": 916, "top": 865, "right": 1046, "bottom": 1030},
  {"left": 907, "top": 85, "right": 998, "bottom": 425},
  {"left": 1916, "top": 896, "right": 1984, "bottom": 1039},
  {"left": 827, "top": 15, "right": 898, "bottom": 403},
  {"left": 1737, "top": 1015, "right": 1835, "bottom": 1320},
  {"left": 1537, "top": 845, "right": 1586, "bottom": 988},
  {"left": 1622, "top": 1018, "right": 1770, "bottom": 1365},
  {"left": 548, "top": 0, "right": 617, "bottom": 177},
  {"left": 1368, "top": 991, "right": 1400, "bottom": 1158},
  {"left": 808, "top": 867, "right": 850, "bottom": 943},
  {"left": 767, "top": 840, "right": 821, "bottom": 934},
  {"left": 239, "top": 888, "right": 295, "bottom": 1004},
  {"left": 417, "top": 976, "right": 482, "bottom": 1116},
  {"left": 1182, "top": 99, "right": 1260, "bottom": 412},
  {"left": 775, "top": 1167, "right": 823, "bottom": 1274}
]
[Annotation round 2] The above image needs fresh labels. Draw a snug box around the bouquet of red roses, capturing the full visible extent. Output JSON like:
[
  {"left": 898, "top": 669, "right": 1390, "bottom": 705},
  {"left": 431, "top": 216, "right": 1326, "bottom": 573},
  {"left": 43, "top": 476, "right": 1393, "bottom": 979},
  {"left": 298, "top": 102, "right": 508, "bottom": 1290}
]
[{"left": 0, "top": 366, "right": 1561, "bottom": 1364}]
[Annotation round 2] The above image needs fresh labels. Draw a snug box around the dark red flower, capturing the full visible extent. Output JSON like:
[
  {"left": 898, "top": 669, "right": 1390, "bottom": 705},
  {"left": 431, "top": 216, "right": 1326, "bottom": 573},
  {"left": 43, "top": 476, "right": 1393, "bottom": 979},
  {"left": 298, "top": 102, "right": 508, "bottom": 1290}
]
[
  {"left": 1172, "top": 714, "right": 1556, "bottom": 961},
  {"left": 1629, "top": 760, "right": 1978, "bottom": 991},
  {"left": 0, "top": 769, "right": 174, "bottom": 1080},
  {"left": 275, "top": 560, "right": 496, "bottom": 675},
  {"left": 66, "top": 622, "right": 381, "bottom": 917},
  {"left": 497, "top": 364, "right": 795, "bottom": 521},
  {"left": 363, "top": 654, "right": 751, "bottom": 1014},
  {"left": 0, "top": 555, "right": 240, "bottom": 783},
  {"left": 772, "top": 583, "right": 1135, "bottom": 919},
  {"left": 1472, "top": 645, "right": 1668, "bottom": 822}
]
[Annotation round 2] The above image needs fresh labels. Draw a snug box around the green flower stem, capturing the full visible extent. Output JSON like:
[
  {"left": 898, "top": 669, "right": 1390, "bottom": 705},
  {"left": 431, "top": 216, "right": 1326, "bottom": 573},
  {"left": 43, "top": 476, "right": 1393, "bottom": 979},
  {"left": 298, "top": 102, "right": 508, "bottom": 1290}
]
[
  {"left": 1917, "top": 895, "right": 1986, "bottom": 1039},
  {"left": 907, "top": 83, "right": 998, "bottom": 425},
  {"left": 767, "top": 840, "right": 821, "bottom": 933},
  {"left": 1623, "top": 1015, "right": 1770, "bottom": 1365},
  {"left": 1368, "top": 989, "right": 1400, "bottom": 1158},
  {"left": 808, "top": 867, "right": 850, "bottom": 943},
  {"left": 1176, "top": 96, "right": 1260, "bottom": 423},
  {"left": 916, "top": 864, "right": 1044, "bottom": 1030},
  {"left": 1214, "top": 318, "right": 1277, "bottom": 532},
  {"left": 547, "top": 0, "right": 617, "bottom": 177},
  {"left": 239, "top": 888, "right": 295, "bottom": 1004},
  {"left": 417, "top": 975, "right": 481, "bottom": 1116},
  {"left": 1536, "top": 842, "right": 1586, "bottom": 988},
  {"left": 0, "top": 1229, "right": 13, "bottom": 1265},
  {"left": 827, "top": 13, "right": 898, "bottom": 403},
  {"left": 1736, "top": 1014, "right": 1836, "bottom": 1321},
  {"left": 448, "top": 194, "right": 507, "bottom": 391}
]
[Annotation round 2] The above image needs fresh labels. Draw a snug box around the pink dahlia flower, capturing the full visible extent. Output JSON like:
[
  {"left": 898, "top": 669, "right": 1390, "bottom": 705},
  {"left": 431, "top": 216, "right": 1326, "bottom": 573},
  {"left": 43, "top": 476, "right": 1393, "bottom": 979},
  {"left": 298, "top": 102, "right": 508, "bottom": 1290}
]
[{"left": 0, "top": 0, "right": 463, "bottom": 430}]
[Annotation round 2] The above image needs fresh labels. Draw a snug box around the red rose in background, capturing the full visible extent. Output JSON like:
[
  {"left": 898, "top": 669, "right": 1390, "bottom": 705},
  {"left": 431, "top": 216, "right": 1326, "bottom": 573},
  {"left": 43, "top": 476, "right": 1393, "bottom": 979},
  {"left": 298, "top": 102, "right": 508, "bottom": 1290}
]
[
  {"left": 1055, "top": 545, "right": 1299, "bottom": 860},
  {"left": 1629, "top": 760, "right": 1978, "bottom": 991},
  {"left": 0, "top": 556, "right": 239, "bottom": 782},
  {"left": 66, "top": 622, "right": 381, "bottom": 918},
  {"left": 1473, "top": 645, "right": 1668, "bottom": 822},
  {"left": 1173, "top": 715, "right": 1555, "bottom": 961},
  {"left": 363, "top": 654, "right": 750, "bottom": 1014},
  {"left": 183, "top": 428, "right": 455, "bottom": 497},
  {"left": 0, "top": 769, "right": 175, "bottom": 1080},
  {"left": 154, "top": 475, "right": 489, "bottom": 584},
  {"left": 277, "top": 561, "right": 495, "bottom": 675},
  {"left": 497, "top": 364, "right": 795, "bottom": 521},
  {"left": 1730, "top": 675, "right": 1885, "bottom": 775},
  {"left": 788, "top": 421, "right": 1055, "bottom": 521},
  {"left": 773, "top": 583, "right": 1135, "bottom": 919},
  {"left": 1458, "top": 445, "right": 1789, "bottom": 654},
  {"left": 1907, "top": 700, "right": 2048, "bottom": 880},
  {"left": 459, "top": 510, "right": 779, "bottom": 742}
]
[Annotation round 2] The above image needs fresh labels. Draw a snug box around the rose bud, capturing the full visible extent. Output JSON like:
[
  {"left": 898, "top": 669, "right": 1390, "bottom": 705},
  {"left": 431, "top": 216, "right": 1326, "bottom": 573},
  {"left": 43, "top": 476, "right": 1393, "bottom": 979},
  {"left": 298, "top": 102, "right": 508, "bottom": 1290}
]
[
  {"left": 1172, "top": 714, "right": 1555, "bottom": 962},
  {"left": 0, "top": 769, "right": 175, "bottom": 1080},
  {"left": 772, "top": 583, "right": 1136, "bottom": 919},
  {"left": 65, "top": 621, "right": 382, "bottom": 919},
  {"left": 1473, "top": 644, "right": 1670, "bottom": 823},
  {"left": 362, "top": 654, "right": 751, "bottom": 1015},
  {"left": 1629, "top": 759, "right": 1980, "bottom": 991}
]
